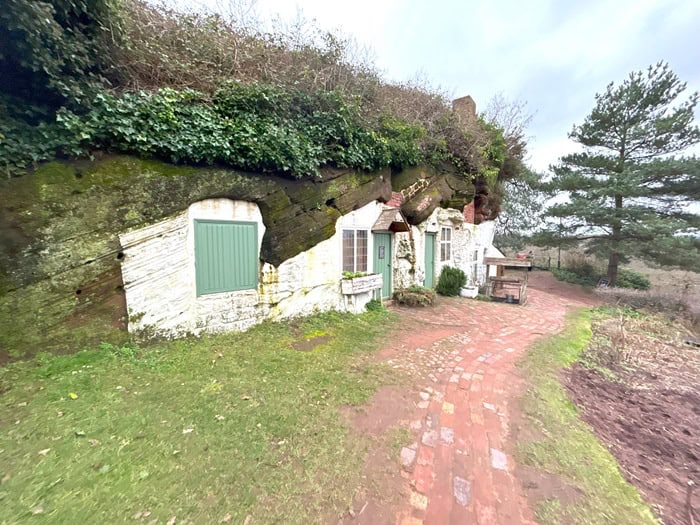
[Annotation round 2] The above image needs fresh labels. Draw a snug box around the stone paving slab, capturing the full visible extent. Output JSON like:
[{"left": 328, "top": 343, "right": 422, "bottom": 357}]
[{"left": 388, "top": 274, "right": 597, "bottom": 525}]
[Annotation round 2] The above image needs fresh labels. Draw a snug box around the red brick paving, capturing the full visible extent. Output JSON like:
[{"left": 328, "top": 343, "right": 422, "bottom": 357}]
[{"left": 386, "top": 273, "right": 597, "bottom": 525}]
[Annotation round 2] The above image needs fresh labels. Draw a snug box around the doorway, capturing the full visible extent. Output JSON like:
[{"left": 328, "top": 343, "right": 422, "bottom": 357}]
[
  {"left": 424, "top": 232, "right": 436, "bottom": 288},
  {"left": 373, "top": 233, "right": 392, "bottom": 299}
]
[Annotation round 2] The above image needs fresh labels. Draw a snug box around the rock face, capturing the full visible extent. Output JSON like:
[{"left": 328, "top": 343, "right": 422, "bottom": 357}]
[
  {"left": 391, "top": 165, "right": 476, "bottom": 224},
  {"left": 0, "top": 155, "right": 477, "bottom": 359}
]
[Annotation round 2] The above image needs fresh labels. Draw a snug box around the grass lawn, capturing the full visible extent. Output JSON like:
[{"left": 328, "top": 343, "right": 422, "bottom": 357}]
[
  {"left": 0, "top": 309, "right": 396, "bottom": 524},
  {"left": 517, "top": 309, "right": 658, "bottom": 525}
]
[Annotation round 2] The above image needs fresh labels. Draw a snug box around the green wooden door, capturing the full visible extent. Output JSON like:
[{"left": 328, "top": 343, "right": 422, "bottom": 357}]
[
  {"left": 424, "top": 232, "right": 436, "bottom": 288},
  {"left": 194, "top": 220, "right": 258, "bottom": 296},
  {"left": 373, "top": 233, "right": 392, "bottom": 299}
]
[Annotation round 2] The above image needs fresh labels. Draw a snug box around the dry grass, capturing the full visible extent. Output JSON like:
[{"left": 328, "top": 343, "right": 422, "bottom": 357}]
[
  {"left": 521, "top": 246, "right": 699, "bottom": 331},
  {"left": 108, "top": 0, "right": 517, "bottom": 181},
  {"left": 584, "top": 307, "right": 699, "bottom": 387}
]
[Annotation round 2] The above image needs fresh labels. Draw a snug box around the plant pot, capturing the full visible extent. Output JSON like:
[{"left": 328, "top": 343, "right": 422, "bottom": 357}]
[{"left": 460, "top": 285, "right": 479, "bottom": 298}]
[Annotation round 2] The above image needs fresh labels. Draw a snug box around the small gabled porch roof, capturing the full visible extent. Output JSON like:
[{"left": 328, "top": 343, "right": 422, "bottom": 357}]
[{"left": 372, "top": 207, "right": 410, "bottom": 233}]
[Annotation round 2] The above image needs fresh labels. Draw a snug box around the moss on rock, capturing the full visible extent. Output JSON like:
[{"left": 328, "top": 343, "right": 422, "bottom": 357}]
[
  {"left": 0, "top": 154, "right": 475, "bottom": 360},
  {"left": 0, "top": 155, "right": 394, "bottom": 359}
]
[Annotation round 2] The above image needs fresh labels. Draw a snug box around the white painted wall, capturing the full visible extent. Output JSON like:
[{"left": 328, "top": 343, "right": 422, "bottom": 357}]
[
  {"left": 403, "top": 207, "right": 480, "bottom": 288},
  {"left": 486, "top": 245, "right": 506, "bottom": 277},
  {"left": 119, "top": 199, "right": 500, "bottom": 338},
  {"left": 474, "top": 220, "right": 497, "bottom": 285},
  {"left": 120, "top": 199, "right": 387, "bottom": 337},
  {"left": 119, "top": 214, "right": 191, "bottom": 335}
]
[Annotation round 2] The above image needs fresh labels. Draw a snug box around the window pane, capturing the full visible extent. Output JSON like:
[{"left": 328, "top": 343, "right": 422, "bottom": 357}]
[
  {"left": 356, "top": 230, "right": 368, "bottom": 272},
  {"left": 440, "top": 243, "right": 446, "bottom": 262},
  {"left": 342, "top": 230, "right": 355, "bottom": 272},
  {"left": 440, "top": 228, "right": 446, "bottom": 241},
  {"left": 445, "top": 228, "right": 451, "bottom": 241},
  {"left": 446, "top": 243, "right": 451, "bottom": 261}
]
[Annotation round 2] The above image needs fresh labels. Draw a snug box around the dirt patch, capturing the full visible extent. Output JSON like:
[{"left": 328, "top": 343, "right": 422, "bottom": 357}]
[
  {"left": 567, "top": 313, "right": 700, "bottom": 525},
  {"left": 508, "top": 370, "right": 585, "bottom": 513},
  {"left": 527, "top": 269, "right": 599, "bottom": 305},
  {"left": 518, "top": 465, "right": 584, "bottom": 507},
  {"left": 291, "top": 334, "right": 332, "bottom": 352},
  {"left": 338, "top": 386, "right": 416, "bottom": 524},
  {"left": 342, "top": 385, "right": 416, "bottom": 436}
]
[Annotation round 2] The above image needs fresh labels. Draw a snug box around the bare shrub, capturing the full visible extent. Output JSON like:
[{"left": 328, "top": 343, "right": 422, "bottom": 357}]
[
  {"left": 596, "top": 287, "right": 687, "bottom": 312},
  {"left": 595, "top": 287, "right": 699, "bottom": 332},
  {"left": 108, "top": 1, "right": 516, "bottom": 181}
]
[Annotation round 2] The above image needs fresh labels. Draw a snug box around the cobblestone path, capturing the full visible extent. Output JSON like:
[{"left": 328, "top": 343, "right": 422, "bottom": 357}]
[{"left": 382, "top": 273, "right": 597, "bottom": 525}]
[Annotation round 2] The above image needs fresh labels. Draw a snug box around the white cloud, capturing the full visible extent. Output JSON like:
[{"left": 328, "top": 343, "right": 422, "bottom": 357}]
[{"left": 171, "top": 0, "right": 700, "bottom": 172}]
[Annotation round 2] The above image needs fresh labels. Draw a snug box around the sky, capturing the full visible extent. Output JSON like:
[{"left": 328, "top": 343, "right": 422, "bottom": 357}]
[{"left": 182, "top": 0, "right": 700, "bottom": 173}]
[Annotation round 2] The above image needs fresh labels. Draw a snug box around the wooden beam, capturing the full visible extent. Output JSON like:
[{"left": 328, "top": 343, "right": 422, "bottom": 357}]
[{"left": 484, "top": 257, "right": 532, "bottom": 267}]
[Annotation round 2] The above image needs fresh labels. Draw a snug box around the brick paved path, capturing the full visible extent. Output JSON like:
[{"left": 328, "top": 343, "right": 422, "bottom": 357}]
[{"left": 383, "top": 273, "right": 597, "bottom": 525}]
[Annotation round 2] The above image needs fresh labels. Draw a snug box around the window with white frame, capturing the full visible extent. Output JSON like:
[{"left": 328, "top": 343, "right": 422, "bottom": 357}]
[
  {"left": 472, "top": 249, "right": 479, "bottom": 282},
  {"left": 342, "top": 229, "right": 368, "bottom": 272},
  {"left": 440, "top": 227, "right": 452, "bottom": 262}
]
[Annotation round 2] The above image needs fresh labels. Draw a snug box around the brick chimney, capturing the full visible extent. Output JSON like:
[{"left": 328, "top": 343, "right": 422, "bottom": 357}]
[
  {"left": 386, "top": 191, "right": 404, "bottom": 208},
  {"left": 452, "top": 95, "right": 477, "bottom": 127},
  {"left": 463, "top": 202, "right": 475, "bottom": 224}
]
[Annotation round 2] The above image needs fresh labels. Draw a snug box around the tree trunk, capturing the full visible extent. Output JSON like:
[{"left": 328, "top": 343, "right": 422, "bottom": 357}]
[
  {"left": 607, "top": 252, "right": 619, "bottom": 286},
  {"left": 608, "top": 193, "right": 623, "bottom": 286}
]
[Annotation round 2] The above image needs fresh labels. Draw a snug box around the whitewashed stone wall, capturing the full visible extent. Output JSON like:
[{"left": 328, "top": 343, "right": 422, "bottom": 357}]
[
  {"left": 473, "top": 220, "right": 497, "bottom": 285},
  {"left": 397, "top": 207, "right": 478, "bottom": 289},
  {"left": 119, "top": 198, "right": 500, "bottom": 338},
  {"left": 119, "top": 199, "right": 387, "bottom": 337},
  {"left": 119, "top": 214, "right": 191, "bottom": 335}
]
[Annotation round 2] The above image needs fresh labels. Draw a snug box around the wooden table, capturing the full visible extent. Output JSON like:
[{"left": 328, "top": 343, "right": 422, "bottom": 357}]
[{"left": 484, "top": 257, "right": 532, "bottom": 305}]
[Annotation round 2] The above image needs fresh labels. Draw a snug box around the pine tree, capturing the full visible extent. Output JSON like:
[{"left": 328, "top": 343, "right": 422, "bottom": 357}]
[
  {"left": 542, "top": 62, "right": 700, "bottom": 285},
  {"left": 495, "top": 168, "right": 546, "bottom": 250}
]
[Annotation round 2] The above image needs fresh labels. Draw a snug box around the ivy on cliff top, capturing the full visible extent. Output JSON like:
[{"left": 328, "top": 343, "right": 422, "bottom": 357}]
[
  {"left": 0, "top": 1, "right": 513, "bottom": 182},
  {"left": 16, "top": 84, "right": 422, "bottom": 178}
]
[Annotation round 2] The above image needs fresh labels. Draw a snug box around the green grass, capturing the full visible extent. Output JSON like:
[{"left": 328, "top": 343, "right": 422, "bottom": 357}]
[
  {"left": 0, "top": 310, "right": 396, "bottom": 524},
  {"left": 387, "top": 427, "right": 413, "bottom": 456},
  {"left": 517, "top": 309, "right": 659, "bottom": 525}
]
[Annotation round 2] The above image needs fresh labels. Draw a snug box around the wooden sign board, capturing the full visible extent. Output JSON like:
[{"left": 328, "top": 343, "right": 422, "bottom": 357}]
[{"left": 341, "top": 274, "right": 383, "bottom": 295}]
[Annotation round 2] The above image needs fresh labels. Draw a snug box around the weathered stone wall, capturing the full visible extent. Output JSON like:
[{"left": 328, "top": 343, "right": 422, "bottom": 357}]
[
  {"left": 391, "top": 209, "right": 497, "bottom": 292},
  {"left": 120, "top": 199, "right": 388, "bottom": 337},
  {"left": 0, "top": 157, "right": 394, "bottom": 358},
  {"left": 392, "top": 165, "right": 476, "bottom": 225},
  {"left": 0, "top": 154, "right": 479, "bottom": 359},
  {"left": 118, "top": 196, "right": 498, "bottom": 339}
]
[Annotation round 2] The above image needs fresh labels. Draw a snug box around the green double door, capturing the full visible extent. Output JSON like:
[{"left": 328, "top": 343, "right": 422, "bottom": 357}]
[
  {"left": 424, "top": 232, "right": 436, "bottom": 288},
  {"left": 373, "top": 233, "right": 392, "bottom": 299}
]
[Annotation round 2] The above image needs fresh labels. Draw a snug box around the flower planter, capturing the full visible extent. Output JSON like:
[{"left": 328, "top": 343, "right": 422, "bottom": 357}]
[
  {"left": 340, "top": 273, "right": 383, "bottom": 295},
  {"left": 460, "top": 285, "right": 479, "bottom": 298}
]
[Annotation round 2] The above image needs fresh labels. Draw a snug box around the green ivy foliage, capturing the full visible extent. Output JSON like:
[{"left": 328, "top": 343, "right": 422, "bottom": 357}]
[
  {"left": 0, "top": 96, "right": 67, "bottom": 176},
  {"left": 2, "top": 85, "right": 425, "bottom": 178},
  {"left": 0, "top": 1, "right": 517, "bottom": 184},
  {"left": 0, "top": 0, "right": 121, "bottom": 108}
]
